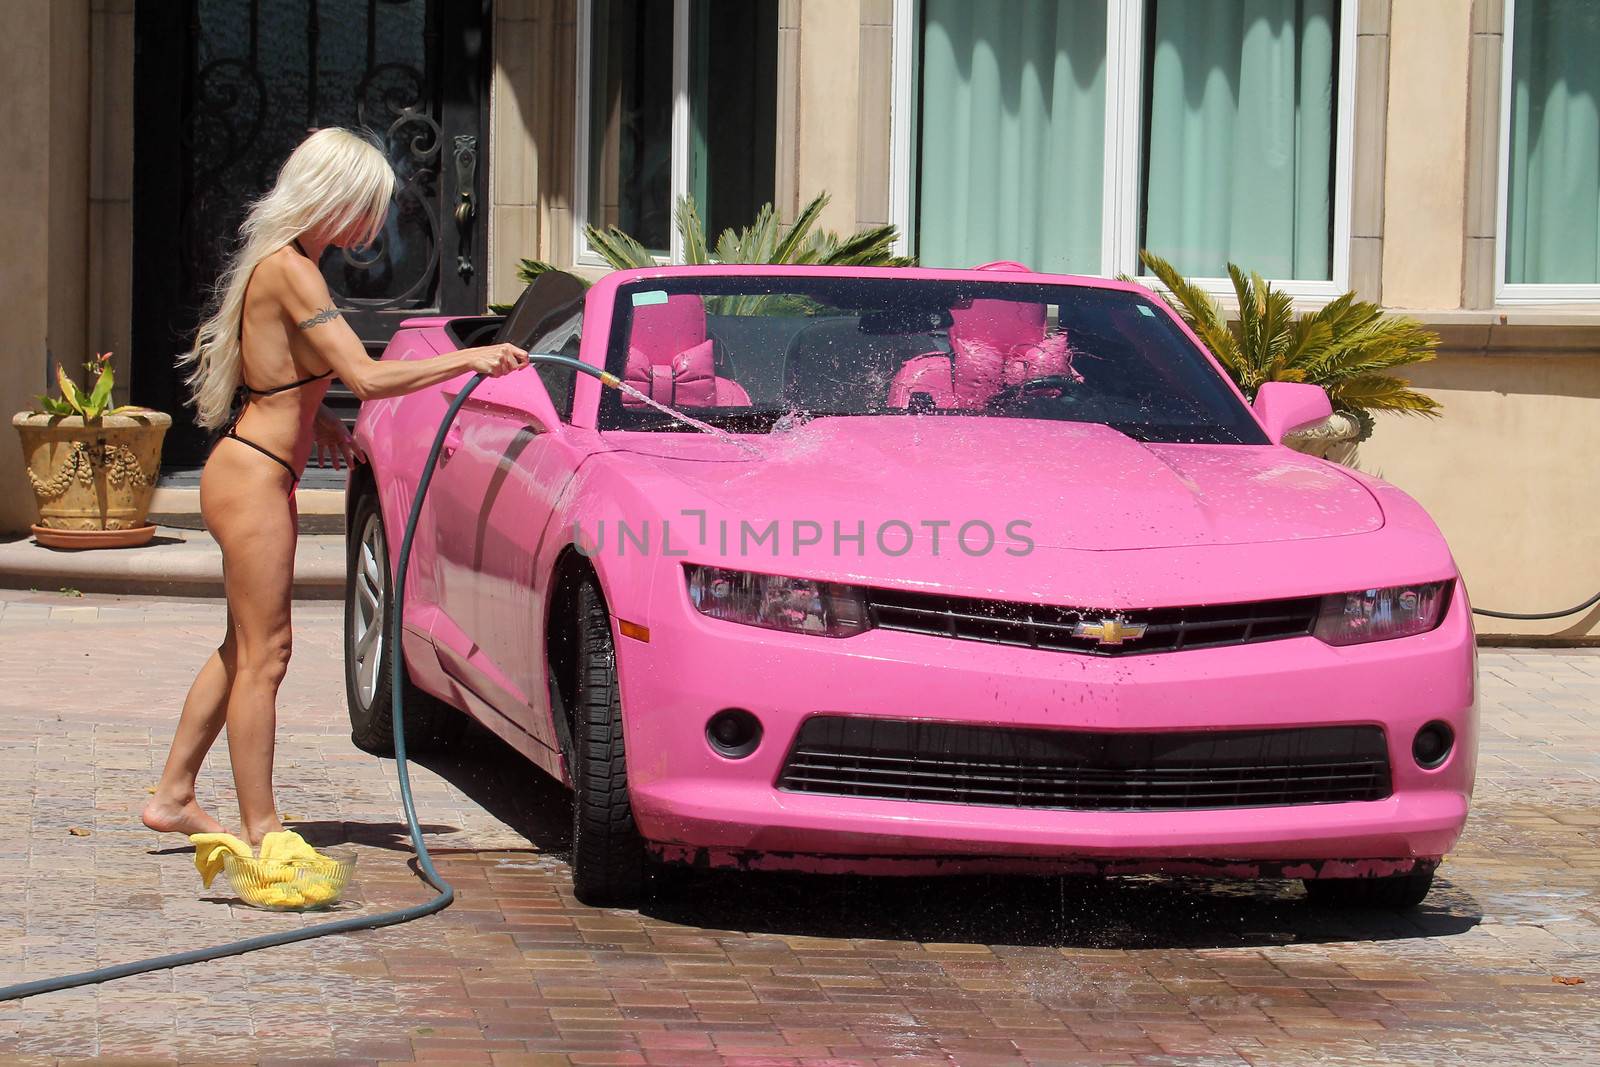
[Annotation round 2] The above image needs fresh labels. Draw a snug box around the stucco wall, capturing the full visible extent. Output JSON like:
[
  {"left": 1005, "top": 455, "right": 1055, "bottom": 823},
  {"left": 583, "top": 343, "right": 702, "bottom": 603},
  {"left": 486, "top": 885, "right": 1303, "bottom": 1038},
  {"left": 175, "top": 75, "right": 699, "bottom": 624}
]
[
  {"left": 489, "top": 0, "right": 577, "bottom": 308},
  {"left": 0, "top": 1, "right": 91, "bottom": 534},
  {"left": 1381, "top": 0, "right": 1471, "bottom": 308},
  {"left": 792, "top": 0, "right": 864, "bottom": 234},
  {"left": 1358, "top": 348, "right": 1600, "bottom": 640}
]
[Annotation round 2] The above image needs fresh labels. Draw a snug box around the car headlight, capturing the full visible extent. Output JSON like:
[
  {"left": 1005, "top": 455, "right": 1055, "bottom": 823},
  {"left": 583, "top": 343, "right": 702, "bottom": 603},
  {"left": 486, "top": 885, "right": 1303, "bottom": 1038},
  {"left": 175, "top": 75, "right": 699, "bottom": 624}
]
[
  {"left": 1313, "top": 581, "right": 1451, "bottom": 646},
  {"left": 685, "top": 564, "right": 870, "bottom": 638}
]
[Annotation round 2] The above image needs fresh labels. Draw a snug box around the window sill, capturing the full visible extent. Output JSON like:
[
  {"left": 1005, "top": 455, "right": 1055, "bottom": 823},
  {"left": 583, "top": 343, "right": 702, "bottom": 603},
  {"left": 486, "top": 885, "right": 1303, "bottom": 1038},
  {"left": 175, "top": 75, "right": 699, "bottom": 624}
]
[
  {"left": 1405, "top": 308, "right": 1600, "bottom": 355},
  {"left": 1169, "top": 302, "right": 1600, "bottom": 354}
]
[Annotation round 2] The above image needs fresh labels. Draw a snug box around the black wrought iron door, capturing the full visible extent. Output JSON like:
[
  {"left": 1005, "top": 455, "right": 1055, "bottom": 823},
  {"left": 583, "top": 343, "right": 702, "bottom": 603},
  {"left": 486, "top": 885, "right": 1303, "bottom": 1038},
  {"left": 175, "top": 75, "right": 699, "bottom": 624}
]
[{"left": 132, "top": 0, "right": 491, "bottom": 461}]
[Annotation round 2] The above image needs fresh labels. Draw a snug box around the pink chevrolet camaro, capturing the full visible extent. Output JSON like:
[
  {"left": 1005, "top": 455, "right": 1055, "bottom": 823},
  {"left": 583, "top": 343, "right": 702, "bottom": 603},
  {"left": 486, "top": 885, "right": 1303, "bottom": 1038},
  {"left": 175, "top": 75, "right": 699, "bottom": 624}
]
[{"left": 345, "top": 264, "right": 1475, "bottom": 908}]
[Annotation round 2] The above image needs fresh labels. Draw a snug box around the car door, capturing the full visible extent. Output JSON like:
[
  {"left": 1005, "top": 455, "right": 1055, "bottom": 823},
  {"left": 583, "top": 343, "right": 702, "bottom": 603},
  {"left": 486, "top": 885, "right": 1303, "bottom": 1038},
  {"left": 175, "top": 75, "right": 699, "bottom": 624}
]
[{"left": 427, "top": 284, "right": 586, "bottom": 749}]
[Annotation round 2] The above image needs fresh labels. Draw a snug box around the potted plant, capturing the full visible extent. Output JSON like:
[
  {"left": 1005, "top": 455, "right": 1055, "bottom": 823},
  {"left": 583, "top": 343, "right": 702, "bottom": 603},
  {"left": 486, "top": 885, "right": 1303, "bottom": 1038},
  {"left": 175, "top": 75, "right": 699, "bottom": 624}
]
[
  {"left": 12, "top": 352, "right": 171, "bottom": 548},
  {"left": 1137, "top": 251, "right": 1441, "bottom": 463}
]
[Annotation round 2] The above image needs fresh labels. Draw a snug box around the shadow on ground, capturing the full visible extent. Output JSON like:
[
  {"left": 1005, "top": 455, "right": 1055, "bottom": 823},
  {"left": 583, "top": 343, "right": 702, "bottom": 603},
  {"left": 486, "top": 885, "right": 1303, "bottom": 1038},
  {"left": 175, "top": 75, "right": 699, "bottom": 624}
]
[
  {"left": 644, "top": 867, "right": 1482, "bottom": 951},
  {"left": 146, "top": 822, "right": 465, "bottom": 856},
  {"left": 285, "top": 820, "right": 463, "bottom": 852},
  {"left": 412, "top": 716, "right": 572, "bottom": 851},
  {"left": 411, "top": 715, "right": 1484, "bottom": 952}
]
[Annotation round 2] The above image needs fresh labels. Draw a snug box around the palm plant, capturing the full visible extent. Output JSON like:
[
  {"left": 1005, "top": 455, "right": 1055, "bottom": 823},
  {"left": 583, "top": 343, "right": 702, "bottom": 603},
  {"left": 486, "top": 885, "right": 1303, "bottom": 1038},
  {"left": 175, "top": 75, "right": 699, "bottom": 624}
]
[
  {"left": 587, "top": 191, "right": 914, "bottom": 271},
  {"left": 1137, "top": 250, "right": 1441, "bottom": 440},
  {"left": 498, "top": 192, "right": 914, "bottom": 315}
]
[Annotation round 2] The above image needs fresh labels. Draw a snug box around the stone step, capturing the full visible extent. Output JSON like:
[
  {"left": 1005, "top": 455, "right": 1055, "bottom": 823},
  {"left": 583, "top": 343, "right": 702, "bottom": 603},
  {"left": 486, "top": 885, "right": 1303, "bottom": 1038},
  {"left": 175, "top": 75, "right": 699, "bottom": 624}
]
[
  {"left": 0, "top": 526, "right": 345, "bottom": 600},
  {"left": 147, "top": 485, "right": 346, "bottom": 535}
]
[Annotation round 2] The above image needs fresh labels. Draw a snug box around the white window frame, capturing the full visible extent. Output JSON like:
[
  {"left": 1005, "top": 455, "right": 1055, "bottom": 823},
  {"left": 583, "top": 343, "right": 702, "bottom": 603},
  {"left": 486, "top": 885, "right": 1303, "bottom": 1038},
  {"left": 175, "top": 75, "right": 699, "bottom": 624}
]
[
  {"left": 890, "top": 0, "right": 1356, "bottom": 301},
  {"left": 1495, "top": 0, "right": 1600, "bottom": 304},
  {"left": 573, "top": 0, "right": 692, "bottom": 267}
]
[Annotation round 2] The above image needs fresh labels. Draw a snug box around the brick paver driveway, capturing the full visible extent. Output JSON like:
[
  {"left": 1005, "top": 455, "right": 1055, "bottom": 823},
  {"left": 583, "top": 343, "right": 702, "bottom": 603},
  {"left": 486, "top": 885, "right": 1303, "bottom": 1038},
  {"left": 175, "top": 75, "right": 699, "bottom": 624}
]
[{"left": 0, "top": 589, "right": 1595, "bottom": 1065}]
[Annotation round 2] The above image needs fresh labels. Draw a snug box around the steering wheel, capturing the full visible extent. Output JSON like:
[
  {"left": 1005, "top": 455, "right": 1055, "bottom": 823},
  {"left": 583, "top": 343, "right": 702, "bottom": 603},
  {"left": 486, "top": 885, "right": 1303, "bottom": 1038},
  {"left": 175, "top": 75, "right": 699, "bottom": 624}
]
[{"left": 985, "top": 374, "right": 1082, "bottom": 410}]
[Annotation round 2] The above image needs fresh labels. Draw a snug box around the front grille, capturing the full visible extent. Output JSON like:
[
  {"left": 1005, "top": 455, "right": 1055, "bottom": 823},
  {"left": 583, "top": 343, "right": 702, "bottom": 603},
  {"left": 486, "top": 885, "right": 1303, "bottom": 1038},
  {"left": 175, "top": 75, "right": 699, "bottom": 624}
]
[
  {"left": 777, "top": 717, "right": 1392, "bottom": 811},
  {"left": 865, "top": 588, "right": 1320, "bottom": 656}
]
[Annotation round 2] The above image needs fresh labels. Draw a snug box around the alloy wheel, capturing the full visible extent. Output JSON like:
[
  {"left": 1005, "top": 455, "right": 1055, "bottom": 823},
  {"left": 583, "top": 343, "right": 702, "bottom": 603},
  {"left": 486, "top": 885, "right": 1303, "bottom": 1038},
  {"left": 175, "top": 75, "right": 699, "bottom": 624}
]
[{"left": 351, "top": 509, "right": 386, "bottom": 710}]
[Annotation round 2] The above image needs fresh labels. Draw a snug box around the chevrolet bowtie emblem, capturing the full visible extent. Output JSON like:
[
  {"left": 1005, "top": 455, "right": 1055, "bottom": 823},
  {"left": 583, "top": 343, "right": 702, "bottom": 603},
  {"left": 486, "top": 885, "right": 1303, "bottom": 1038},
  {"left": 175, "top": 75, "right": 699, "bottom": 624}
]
[{"left": 1072, "top": 616, "right": 1148, "bottom": 645}]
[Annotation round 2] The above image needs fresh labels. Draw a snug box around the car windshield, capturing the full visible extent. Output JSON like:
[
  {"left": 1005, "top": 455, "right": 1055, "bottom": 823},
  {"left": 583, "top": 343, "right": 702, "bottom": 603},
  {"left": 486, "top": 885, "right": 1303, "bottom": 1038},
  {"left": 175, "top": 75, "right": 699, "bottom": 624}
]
[{"left": 598, "top": 276, "right": 1267, "bottom": 445}]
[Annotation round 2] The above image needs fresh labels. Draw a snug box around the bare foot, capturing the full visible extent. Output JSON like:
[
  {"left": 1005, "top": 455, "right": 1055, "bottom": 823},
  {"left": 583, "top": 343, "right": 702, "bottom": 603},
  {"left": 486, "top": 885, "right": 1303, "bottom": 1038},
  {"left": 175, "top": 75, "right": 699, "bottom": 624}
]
[{"left": 141, "top": 794, "right": 226, "bottom": 837}]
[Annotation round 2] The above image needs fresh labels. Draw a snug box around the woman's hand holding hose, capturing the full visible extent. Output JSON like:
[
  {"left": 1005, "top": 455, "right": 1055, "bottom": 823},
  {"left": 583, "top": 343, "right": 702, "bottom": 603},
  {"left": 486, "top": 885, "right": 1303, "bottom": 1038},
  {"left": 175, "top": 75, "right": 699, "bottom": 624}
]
[{"left": 460, "top": 343, "right": 529, "bottom": 378}]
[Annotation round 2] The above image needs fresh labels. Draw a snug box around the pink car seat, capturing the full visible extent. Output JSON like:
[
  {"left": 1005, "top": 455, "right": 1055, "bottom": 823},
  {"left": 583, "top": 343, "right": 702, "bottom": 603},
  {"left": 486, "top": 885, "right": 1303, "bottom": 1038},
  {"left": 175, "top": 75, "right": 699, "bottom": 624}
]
[
  {"left": 622, "top": 294, "right": 751, "bottom": 408},
  {"left": 887, "top": 261, "right": 1080, "bottom": 409}
]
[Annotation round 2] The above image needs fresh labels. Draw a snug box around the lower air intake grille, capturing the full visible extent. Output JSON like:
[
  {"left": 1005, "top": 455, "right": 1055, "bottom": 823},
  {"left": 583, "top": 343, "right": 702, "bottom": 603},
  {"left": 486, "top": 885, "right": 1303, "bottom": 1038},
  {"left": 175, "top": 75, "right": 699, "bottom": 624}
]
[{"left": 777, "top": 717, "right": 1391, "bottom": 811}]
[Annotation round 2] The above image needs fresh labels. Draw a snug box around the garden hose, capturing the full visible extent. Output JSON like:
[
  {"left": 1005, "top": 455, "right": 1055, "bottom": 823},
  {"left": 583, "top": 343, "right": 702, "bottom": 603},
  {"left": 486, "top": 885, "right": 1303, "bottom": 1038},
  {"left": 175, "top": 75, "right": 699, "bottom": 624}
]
[
  {"left": 0, "top": 356, "right": 618, "bottom": 1003},
  {"left": 1472, "top": 591, "right": 1600, "bottom": 622}
]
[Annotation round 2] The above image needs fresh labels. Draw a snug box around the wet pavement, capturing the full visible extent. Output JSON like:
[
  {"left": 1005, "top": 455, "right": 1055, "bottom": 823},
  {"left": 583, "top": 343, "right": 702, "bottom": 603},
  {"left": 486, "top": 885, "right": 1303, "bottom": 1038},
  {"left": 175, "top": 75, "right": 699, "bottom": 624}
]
[{"left": 0, "top": 588, "right": 1594, "bottom": 1065}]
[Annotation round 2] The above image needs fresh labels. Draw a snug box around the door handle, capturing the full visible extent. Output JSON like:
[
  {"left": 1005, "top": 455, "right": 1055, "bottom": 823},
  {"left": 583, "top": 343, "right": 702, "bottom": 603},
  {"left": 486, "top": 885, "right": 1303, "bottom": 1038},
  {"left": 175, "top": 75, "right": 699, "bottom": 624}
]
[
  {"left": 452, "top": 134, "right": 477, "bottom": 280},
  {"left": 442, "top": 423, "right": 464, "bottom": 459}
]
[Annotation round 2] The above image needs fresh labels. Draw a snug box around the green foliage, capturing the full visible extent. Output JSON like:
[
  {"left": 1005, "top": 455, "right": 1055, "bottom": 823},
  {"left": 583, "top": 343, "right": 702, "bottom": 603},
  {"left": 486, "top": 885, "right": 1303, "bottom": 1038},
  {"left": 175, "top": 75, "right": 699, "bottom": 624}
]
[
  {"left": 35, "top": 352, "right": 136, "bottom": 420},
  {"left": 588, "top": 192, "right": 915, "bottom": 274},
  {"left": 489, "top": 192, "right": 915, "bottom": 315},
  {"left": 1136, "top": 250, "right": 1441, "bottom": 438}
]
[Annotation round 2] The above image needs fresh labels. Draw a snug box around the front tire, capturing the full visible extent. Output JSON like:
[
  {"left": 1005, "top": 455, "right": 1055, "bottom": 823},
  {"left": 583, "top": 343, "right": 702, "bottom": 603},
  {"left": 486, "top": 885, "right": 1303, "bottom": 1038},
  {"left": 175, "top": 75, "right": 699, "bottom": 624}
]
[
  {"left": 1303, "top": 869, "right": 1434, "bottom": 909},
  {"left": 568, "top": 577, "right": 648, "bottom": 906},
  {"left": 344, "top": 489, "right": 461, "bottom": 755}
]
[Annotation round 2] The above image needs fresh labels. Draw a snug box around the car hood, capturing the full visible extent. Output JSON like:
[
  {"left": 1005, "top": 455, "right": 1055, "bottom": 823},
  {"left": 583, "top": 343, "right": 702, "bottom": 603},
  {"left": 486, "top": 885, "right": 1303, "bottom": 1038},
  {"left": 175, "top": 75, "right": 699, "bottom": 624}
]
[{"left": 604, "top": 417, "right": 1382, "bottom": 551}]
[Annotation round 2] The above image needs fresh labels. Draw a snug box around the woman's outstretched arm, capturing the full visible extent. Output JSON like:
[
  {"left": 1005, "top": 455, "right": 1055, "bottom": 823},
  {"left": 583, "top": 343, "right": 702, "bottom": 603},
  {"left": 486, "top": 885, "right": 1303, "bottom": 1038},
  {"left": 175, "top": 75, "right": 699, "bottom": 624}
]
[{"left": 279, "top": 253, "right": 527, "bottom": 400}]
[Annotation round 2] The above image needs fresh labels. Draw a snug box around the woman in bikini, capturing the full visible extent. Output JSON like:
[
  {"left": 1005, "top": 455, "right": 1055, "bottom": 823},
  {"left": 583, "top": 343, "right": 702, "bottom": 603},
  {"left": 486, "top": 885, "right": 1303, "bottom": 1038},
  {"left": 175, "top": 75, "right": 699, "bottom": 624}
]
[{"left": 141, "top": 128, "right": 529, "bottom": 846}]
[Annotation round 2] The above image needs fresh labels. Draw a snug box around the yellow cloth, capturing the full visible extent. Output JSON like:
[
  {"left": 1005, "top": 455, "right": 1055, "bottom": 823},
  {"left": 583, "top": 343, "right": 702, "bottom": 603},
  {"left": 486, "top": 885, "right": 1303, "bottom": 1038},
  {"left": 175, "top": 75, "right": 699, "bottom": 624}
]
[
  {"left": 300, "top": 883, "right": 338, "bottom": 905},
  {"left": 188, "top": 832, "right": 251, "bottom": 889},
  {"left": 257, "top": 886, "right": 306, "bottom": 908},
  {"left": 258, "top": 830, "right": 321, "bottom": 865}
]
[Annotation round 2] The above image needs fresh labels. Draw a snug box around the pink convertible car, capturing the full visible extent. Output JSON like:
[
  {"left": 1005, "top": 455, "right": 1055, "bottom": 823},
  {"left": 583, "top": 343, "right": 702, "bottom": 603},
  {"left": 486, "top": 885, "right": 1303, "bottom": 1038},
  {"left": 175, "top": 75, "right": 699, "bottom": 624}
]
[{"left": 344, "top": 264, "right": 1475, "bottom": 907}]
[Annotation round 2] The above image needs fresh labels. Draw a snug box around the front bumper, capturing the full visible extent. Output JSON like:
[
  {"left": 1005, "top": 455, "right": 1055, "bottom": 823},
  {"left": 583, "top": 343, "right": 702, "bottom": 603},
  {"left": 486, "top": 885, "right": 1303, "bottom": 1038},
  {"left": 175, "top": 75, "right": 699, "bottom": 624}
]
[{"left": 616, "top": 577, "right": 1476, "bottom": 875}]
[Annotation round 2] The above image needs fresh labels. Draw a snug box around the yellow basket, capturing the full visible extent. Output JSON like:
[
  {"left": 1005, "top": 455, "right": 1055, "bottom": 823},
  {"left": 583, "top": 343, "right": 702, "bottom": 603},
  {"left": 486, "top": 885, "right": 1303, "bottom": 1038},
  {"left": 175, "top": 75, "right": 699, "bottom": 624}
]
[{"left": 221, "top": 848, "right": 356, "bottom": 911}]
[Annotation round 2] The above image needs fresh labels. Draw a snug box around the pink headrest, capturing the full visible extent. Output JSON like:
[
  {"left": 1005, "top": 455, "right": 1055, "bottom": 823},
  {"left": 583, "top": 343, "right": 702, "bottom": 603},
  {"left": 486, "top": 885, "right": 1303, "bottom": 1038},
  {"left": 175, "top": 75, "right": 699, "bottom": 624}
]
[
  {"left": 949, "top": 333, "right": 1080, "bottom": 407},
  {"left": 629, "top": 294, "right": 707, "bottom": 365},
  {"left": 950, "top": 299, "right": 1047, "bottom": 348},
  {"left": 624, "top": 339, "right": 717, "bottom": 407}
]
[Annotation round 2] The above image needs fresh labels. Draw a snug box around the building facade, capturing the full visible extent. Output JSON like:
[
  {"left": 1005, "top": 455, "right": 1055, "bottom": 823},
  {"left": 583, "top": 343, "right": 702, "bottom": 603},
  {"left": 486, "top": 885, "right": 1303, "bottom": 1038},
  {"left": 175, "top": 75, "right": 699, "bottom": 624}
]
[{"left": 2, "top": 0, "right": 1597, "bottom": 638}]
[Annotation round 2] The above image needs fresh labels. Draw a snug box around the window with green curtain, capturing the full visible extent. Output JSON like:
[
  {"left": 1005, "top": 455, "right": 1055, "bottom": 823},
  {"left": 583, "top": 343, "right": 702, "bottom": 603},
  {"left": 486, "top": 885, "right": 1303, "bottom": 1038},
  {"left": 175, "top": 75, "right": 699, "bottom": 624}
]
[
  {"left": 690, "top": 0, "right": 779, "bottom": 240},
  {"left": 916, "top": 0, "right": 1107, "bottom": 274},
  {"left": 587, "top": 0, "right": 778, "bottom": 257},
  {"left": 1140, "top": 0, "right": 1338, "bottom": 280},
  {"left": 587, "top": 0, "right": 675, "bottom": 253},
  {"left": 1506, "top": 0, "right": 1600, "bottom": 285}
]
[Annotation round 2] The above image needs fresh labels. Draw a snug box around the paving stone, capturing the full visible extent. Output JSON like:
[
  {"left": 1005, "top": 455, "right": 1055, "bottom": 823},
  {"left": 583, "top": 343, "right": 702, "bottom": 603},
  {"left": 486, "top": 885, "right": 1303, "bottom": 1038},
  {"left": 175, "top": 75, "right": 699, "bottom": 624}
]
[{"left": 0, "top": 589, "right": 1597, "bottom": 1064}]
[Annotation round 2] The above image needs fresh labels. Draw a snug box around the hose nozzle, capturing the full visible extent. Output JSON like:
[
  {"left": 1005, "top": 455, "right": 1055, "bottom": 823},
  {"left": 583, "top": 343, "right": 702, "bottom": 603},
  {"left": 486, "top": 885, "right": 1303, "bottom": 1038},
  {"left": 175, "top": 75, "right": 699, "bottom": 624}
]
[{"left": 521, "top": 352, "right": 623, "bottom": 391}]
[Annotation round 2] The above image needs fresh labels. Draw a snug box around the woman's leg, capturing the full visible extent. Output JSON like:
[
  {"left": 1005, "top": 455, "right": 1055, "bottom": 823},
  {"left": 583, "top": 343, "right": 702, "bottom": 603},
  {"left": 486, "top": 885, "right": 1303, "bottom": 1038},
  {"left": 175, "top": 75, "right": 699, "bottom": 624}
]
[
  {"left": 204, "top": 461, "right": 298, "bottom": 847},
  {"left": 140, "top": 609, "right": 235, "bottom": 835}
]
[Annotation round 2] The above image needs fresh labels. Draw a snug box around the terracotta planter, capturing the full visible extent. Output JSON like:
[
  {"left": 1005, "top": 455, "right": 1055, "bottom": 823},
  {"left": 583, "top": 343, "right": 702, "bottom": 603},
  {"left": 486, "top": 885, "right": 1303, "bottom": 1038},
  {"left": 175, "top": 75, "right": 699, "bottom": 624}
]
[
  {"left": 1283, "top": 412, "right": 1363, "bottom": 466},
  {"left": 12, "top": 409, "right": 172, "bottom": 549}
]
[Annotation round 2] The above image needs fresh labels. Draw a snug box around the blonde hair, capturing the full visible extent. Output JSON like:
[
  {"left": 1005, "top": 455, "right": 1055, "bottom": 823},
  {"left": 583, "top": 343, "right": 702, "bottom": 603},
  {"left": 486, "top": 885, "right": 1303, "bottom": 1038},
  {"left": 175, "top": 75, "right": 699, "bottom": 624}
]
[{"left": 181, "top": 127, "right": 395, "bottom": 429}]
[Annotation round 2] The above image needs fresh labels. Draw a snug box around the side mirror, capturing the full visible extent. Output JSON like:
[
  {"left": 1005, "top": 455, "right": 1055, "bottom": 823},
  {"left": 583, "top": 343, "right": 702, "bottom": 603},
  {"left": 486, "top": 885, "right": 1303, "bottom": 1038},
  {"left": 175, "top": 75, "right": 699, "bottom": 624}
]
[{"left": 1253, "top": 382, "right": 1333, "bottom": 444}]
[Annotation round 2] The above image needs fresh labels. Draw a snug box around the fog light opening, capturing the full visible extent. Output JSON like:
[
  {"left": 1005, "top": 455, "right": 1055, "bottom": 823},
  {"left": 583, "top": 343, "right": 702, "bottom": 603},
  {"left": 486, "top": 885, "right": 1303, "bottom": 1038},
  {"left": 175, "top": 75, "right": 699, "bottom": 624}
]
[
  {"left": 706, "top": 709, "right": 762, "bottom": 759},
  {"left": 1412, "top": 721, "right": 1454, "bottom": 769}
]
